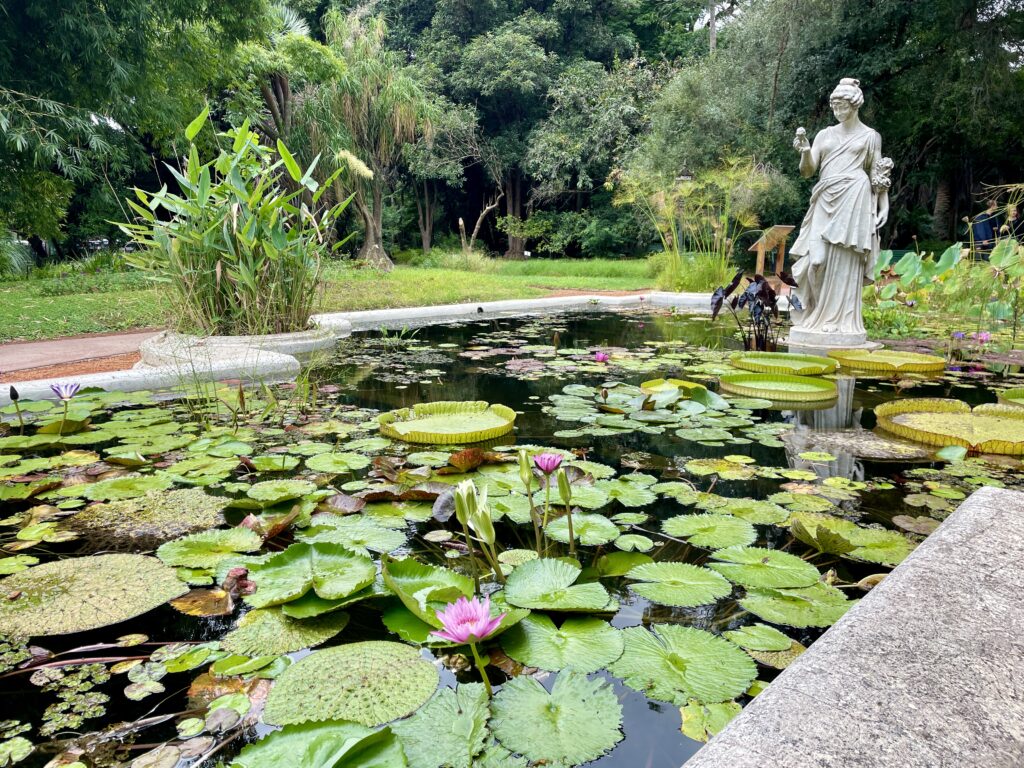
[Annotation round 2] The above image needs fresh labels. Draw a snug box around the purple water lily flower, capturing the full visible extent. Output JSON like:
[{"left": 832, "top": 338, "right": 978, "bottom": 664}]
[
  {"left": 593, "top": 351, "right": 610, "bottom": 363},
  {"left": 431, "top": 596, "right": 505, "bottom": 645},
  {"left": 951, "top": 331, "right": 966, "bottom": 340},
  {"left": 532, "top": 452, "right": 563, "bottom": 475},
  {"left": 50, "top": 382, "right": 80, "bottom": 401}
]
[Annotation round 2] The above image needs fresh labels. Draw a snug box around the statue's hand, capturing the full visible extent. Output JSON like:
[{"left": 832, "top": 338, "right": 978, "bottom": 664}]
[
  {"left": 793, "top": 127, "right": 810, "bottom": 152},
  {"left": 875, "top": 210, "right": 888, "bottom": 230}
]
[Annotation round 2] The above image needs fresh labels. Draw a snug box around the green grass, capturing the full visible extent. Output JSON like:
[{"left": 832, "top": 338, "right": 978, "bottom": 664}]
[{"left": 0, "top": 260, "right": 655, "bottom": 343}]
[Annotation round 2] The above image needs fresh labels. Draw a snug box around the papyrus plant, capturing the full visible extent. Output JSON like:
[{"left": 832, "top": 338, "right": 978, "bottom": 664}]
[{"left": 120, "top": 109, "right": 359, "bottom": 335}]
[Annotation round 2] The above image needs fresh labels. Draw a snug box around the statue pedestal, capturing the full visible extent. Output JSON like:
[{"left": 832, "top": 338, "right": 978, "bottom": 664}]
[{"left": 785, "top": 326, "right": 881, "bottom": 357}]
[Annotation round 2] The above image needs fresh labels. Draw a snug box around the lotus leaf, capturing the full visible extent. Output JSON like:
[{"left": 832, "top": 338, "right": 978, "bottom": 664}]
[
  {"left": 382, "top": 557, "right": 474, "bottom": 626},
  {"left": 157, "top": 528, "right": 263, "bottom": 569},
  {"left": 545, "top": 513, "right": 620, "bottom": 546},
  {"left": 722, "top": 623, "right": 794, "bottom": 651},
  {"left": 299, "top": 515, "right": 407, "bottom": 555},
  {"left": 392, "top": 684, "right": 489, "bottom": 768},
  {"left": 305, "top": 453, "right": 371, "bottom": 473},
  {"left": 501, "top": 614, "right": 624, "bottom": 673},
  {"left": 626, "top": 562, "right": 732, "bottom": 608},
  {"left": 378, "top": 401, "right": 516, "bottom": 444},
  {"left": 491, "top": 670, "right": 623, "bottom": 768},
  {"left": 663, "top": 513, "right": 757, "bottom": 549},
  {"left": 246, "top": 479, "right": 317, "bottom": 505},
  {"left": 609, "top": 624, "right": 757, "bottom": 704},
  {"left": 828, "top": 349, "right": 945, "bottom": 373},
  {"left": 680, "top": 700, "right": 742, "bottom": 743},
  {"left": 222, "top": 608, "right": 349, "bottom": 656},
  {"left": 245, "top": 542, "right": 376, "bottom": 608},
  {"left": 708, "top": 546, "right": 821, "bottom": 589},
  {"left": 740, "top": 582, "right": 856, "bottom": 627},
  {"left": 264, "top": 641, "right": 439, "bottom": 727},
  {"left": 718, "top": 373, "right": 838, "bottom": 402},
  {"left": 0, "top": 554, "right": 186, "bottom": 636},
  {"left": 730, "top": 352, "right": 838, "bottom": 376},
  {"left": 504, "top": 558, "right": 613, "bottom": 612},
  {"left": 230, "top": 721, "right": 407, "bottom": 768},
  {"left": 875, "top": 398, "right": 1024, "bottom": 455},
  {"left": 789, "top": 512, "right": 914, "bottom": 565}
]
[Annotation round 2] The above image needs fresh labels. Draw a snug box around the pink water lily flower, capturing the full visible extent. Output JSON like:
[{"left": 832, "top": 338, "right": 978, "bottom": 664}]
[
  {"left": 431, "top": 595, "right": 505, "bottom": 644},
  {"left": 532, "top": 452, "right": 563, "bottom": 475},
  {"left": 593, "top": 351, "right": 610, "bottom": 363}
]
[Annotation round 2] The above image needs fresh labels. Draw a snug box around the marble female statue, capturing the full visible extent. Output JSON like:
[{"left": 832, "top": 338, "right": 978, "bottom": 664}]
[{"left": 789, "top": 78, "right": 892, "bottom": 347}]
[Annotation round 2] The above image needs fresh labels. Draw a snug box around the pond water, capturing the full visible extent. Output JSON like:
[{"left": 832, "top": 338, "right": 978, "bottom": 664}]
[{"left": 2, "top": 308, "right": 1023, "bottom": 768}]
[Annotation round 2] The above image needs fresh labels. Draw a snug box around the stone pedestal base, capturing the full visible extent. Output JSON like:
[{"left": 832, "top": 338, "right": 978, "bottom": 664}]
[{"left": 784, "top": 326, "right": 881, "bottom": 357}]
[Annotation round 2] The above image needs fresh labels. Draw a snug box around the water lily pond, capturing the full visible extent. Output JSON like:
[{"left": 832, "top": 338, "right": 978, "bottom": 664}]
[{"left": 3, "top": 308, "right": 1024, "bottom": 768}]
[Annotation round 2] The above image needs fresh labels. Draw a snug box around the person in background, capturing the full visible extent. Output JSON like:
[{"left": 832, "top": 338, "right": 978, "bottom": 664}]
[
  {"left": 969, "top": 198, "right": 1002, "bottom": 260},
  {"left": 1001, "top": 204, "right": 1023, "bottom": 244}
]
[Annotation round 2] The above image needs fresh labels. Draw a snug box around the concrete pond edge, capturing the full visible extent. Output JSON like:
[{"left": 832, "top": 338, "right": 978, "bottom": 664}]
[{"left": 0, "top": 291, "right": 711, "bottom": 403}]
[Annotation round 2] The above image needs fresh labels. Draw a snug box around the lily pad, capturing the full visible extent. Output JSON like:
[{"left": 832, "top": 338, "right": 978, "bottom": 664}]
[
  {"left": 0, "top": 554, "right": 187, "bottom": 636},
  {"left": 501, "top": 614, "right": 624, "bottom": 673},
  {"left": 662, "top": 514, "right": 757, "bottom": 549},
  {"left": 708, "top": 546, "right": 821, "bottom": 589},
  {"left": 230, "top": 721, "right": 406, "bottom": 768},
  {"left": 613, "top": 534, "right": 654, "bottom": 552},
  {"left": 60, "top": 474, "right": 174, "bottom": 501},
  {"left": 609, "top": 624, "right": 757, "bottom": 704},
  {"left": 625, "top": 562, "right": 732, "bottom": 608},
  {"left": 718, "top": 373, "right": 838, "bottom": 402},
  {"left": 722, "top": 623, "right": 794, "bottom": 651},
  {"left": 680, "top": 700, "right": 742, "bottom": 743},
  {"left": 730, "top": 352, "right": 837, "bottom": 376},
  {"left": 246, "top": 479, "right": 317, "bottom": 505},
  {"left": 378, "top": 401, "right": 516, "bottom": 444},
  {"left": 223, "top": 608, "right": 350, "bottom": 656},
  {"left": 875, "top": 398, "right": 1024, "bottom": 455},
  {"left": 828, "top": 349, "right": 945, "bottom": 373},
  {"left": 264, "top": 641, "right": 439, "bottom": 727},
  {"left": 491, "top": 670, "right": 623, "bottom": 768},
  {"left": 305, "top": 453, "right": 371, "bottom": 473},
  {"left": 739, "top": 582, "right": 856, "bottom": 628},
  {"left": 157, "top": 528, "right": 263, "bottom": 569},
  {"left": 299, "top": 515, "right": 407, "bottom": 555},
  {"left": 545, "top": 513, "right": 620, "bottom": 546},
  {"left": 245, "top": 542, "right": 376, "bottom": 608},
  {"left": 789, "top": 512, "right": 915, "bottom": 565},
  {"left": 382, "top": 557, "right": 474, "bottom": 627},
  {"left": 392, "top": 684, "right": 489, "bottom": 768},
  {"left": 504, "top": 558, "right": 612, "bottom": 612}
]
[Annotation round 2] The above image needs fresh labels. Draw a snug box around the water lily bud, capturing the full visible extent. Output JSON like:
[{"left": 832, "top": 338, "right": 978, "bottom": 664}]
[
  {"left": 9, "top": 386, "right": 19, "bottom": 402},
  {"left": 454, "top": 480, "right": 475, "bottom": 527},
  {"left": 518, "top": 449, "right": 533, "bottom": 490},
  {"left": 556, "top": 468, "right": 572, "bottom": 506},
  {"left": 469, "top": 488, "right": 495, "bottom": 546}
]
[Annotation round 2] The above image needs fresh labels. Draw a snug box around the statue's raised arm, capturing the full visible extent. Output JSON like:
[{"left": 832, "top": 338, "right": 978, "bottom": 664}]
[{"left": 787, "top": 78, "right": 890, "bottom": 351}]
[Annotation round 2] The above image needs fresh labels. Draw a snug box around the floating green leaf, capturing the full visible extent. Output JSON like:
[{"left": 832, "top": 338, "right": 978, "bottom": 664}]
[
  {"left": 382, "top": 557, "right": 474, "bottom": 626},
  {"left": 223, "top": 608, "right": 349, "bottom": 656},
  {"left": 247, "top": 479, "right": 317, "bottom": 505},
  {"left": 299, "top": 515, "right": 407, "bottom": 555},
  {"left": 157, "top": 528, "right": 263, "bottom": 569},
  {"left": 708, "top": 546, "right": 821, "bottom": 589},
  {"left": 0, "top": 554, "right": 186, "bottom": 636},
  {"left": 680, "top": 700, "right": 742, "bottom": 742},
  {"left": 625, "top": 562, "right": 732, "bottom": 608},
  {"left": 739, "top": 583, "right": 855, "bottom": 628},
  {"left": 662, "top": 514, "right": 756, "bottom": 549},
  {"left": 245, "top": 542, "right": 376, "bottom": 608},
  {"left": 789, "top": 512, "right": 914, "bottom": 565},
  {"left": 609, "top": 624, "right": 756, "bottom": 705},
  {"left": 491, "top": 670, "right": 623, "bottom": 768},
  {"left": 305, "top": 453, "right": 371, "bottom": 473},
  {"left": 545, "top": 513, "right": 619, "bottom": 545},
  {"left": 230, "top": 721, "right": 407, "bottom": 768},
  {"left": 723, "top": 623, "right": 794, "bottom": 651},
  {"left": 264, "top": 641, "right": 439, "bottom": 727},
  {"left": 504, "top": 558, "right": 612, "bottom": 612},
  {"left": 501, "top": 614, "right": 624, "bottom": 673},
  {"left": 392, "top": 684, "right": 489, "bottom": 768},
  {"left": 378, "top": 401, "right": 516, "bottom": 444},
  {"left": 613, "top": 534, "right": 653, "bottom": 552}
]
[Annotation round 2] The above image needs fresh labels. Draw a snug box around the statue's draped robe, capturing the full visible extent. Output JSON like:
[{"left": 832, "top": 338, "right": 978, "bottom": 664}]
[{"left": 791, "top": 126, "right": 882, "bottom": 335}]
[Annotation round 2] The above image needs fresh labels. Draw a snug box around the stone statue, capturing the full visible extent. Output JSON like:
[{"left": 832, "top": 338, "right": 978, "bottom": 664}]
[{"left": 788, "top": 78, "right": 892, "bottom": 349}]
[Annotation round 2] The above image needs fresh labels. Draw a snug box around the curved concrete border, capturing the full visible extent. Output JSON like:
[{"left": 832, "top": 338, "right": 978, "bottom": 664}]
[
  {"left": 686, "top": 485, "right": 1024, "bottom": 768},
  {"left": 139, "top": 328, "right": 337, "bottom": 366}
]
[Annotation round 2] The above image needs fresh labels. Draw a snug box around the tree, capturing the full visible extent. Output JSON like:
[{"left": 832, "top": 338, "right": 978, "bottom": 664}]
[{"left": 302, "top": 11, "right": 431, "bottom": 269}]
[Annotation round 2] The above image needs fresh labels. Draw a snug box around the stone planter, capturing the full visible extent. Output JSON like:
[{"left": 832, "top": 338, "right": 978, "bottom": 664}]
[{"left": 138, "top": 327, "right": 338, "bottom": 368}]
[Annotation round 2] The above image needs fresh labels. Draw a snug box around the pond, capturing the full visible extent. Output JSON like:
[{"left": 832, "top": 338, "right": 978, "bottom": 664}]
[{"left": 2, "top": 308, "right": 1024, "bottom": 768}]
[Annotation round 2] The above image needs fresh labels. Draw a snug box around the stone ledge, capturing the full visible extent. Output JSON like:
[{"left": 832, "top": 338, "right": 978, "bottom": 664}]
[{"left": 685, "top": 485, "right": 1024, "bottom": 768}]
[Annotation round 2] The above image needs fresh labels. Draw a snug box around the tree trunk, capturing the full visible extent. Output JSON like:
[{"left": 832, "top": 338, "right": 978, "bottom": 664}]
[
  {"left": 503, "top": 174, "right": 526, "bottom": 260},
  {"left": 415, "top": 180, "right": 433, "bottom": 254},
  {"left": 27, "top": 235, "right": 47, "bottom": 263},
  {"left": 357, "top": 185, "right": 394, "bottom": 271},
  {"left": 931, "top": 178, "right": 952, "bottom": 239},
  {"left": 708, "top": 1, "right": 718, "bottom": 53}
]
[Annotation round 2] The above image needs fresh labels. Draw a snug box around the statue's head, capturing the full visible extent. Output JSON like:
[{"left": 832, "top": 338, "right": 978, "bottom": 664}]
[{"left": 829, "top": 78, "right": 864, "bottom": 122}]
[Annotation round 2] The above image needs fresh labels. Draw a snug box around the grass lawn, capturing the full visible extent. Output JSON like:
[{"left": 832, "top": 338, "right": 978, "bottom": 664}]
[{"left": 0, "top": 259, "right": 654, "bottom": 343}]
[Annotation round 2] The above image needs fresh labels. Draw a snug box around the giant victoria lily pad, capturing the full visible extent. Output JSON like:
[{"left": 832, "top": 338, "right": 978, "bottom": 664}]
[
  {"left": 730, "top": 352, "right": 838, "bottom": 376},
  {"left": 264, "top": 641, "right": 439, "bottom": 727},
  {"left": 378, "top": 401, "right": 516, "bottom": 444},
  {"left": 0, "top": 554, "right": 187, "bottom": 636},
  {"left": 828, "top": 349, "right": 945, "bottom": 373},
  {"left": 875, "top": 398, "right": 1024, "bottom": 455},
  {"left": 718, "top": 373, "right": 838, "bottom": 402}
]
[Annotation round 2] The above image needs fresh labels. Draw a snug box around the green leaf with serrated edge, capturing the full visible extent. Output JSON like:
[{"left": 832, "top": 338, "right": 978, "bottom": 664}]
[
  {"left": 504, "top": 558, "right": 612, "bottom": 612},
  {"left": 392, "top": 684, "right": 488, "bottom": 768},
  {"left": 230, "top": 721, "right": 407, "bottom": 768},
  {"left": 382, "top": 557, "right": 474, "bottom": 627},
  {"left": 662, "top": 513, "right": 756, "bottom": 549},
  {"left": 722, "top": 623, "right": 794, "bottom": 651},
  {"left": 625, "top": 562, "right": 732, "bottom": 608},
  {"left": 244, "top": 542, "right": 375, "bottom": 608},
  {"left": 680, "top": 700, "right": 741, "bottom": 743},
  {"left": 223, "top": 608, "right": 349, "bottom": 656},
  {"left": 298, "top": 516, "right": 407, "bottom": 555},
  {"left": 592, "top": 551, "right": 653, "bottom": 577},
  {"left": 501, "top": 614, "right": 623, "bottom": 673},
  {"left": 740, "top": 583, "right": 856, "bottom": 628},
  {"left": 491, "top": 671, "right": 623, "bottom": 768},
  {"left": 707, "top": 546, "right": 821, "bottom": 589},
  {"left": 156, "top": 527, "right": 262, "bottom": 569},
  {"left": 545, "top": 513, "right": 619, "bottom": 545}
]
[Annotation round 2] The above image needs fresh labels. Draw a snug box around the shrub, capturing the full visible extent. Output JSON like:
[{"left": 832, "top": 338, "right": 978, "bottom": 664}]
[
  {"left": 120, "top": 113, "right": 355, "bottom": 335},
  {"left": 0, "top": 233, "right": 32, "bottom": 280}
]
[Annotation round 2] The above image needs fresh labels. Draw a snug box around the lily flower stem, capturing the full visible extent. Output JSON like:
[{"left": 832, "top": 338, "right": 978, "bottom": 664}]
[
  {"left": 526, "top": 494, "right": 542, "bottom": 555},
  {"left": 487, "top": 543, "right": 505, "bottom": 584},
  {"left": 58, "top": 400, "right": 68, "bottom": 438},
  {"left": 566, "top": 504, "right": 576, "bottom": 557},
  {"left": 13, "top": 401, "right": 23, "bottom": 434},
  {"left": 468, "top": 642, "right": 492, "bottom": 697},
  {"left": 542, "top": 483, "right": 551, "bottom": 529},
  {"left": 459, "top": 518, "right": 480, "bottom": 591}
]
